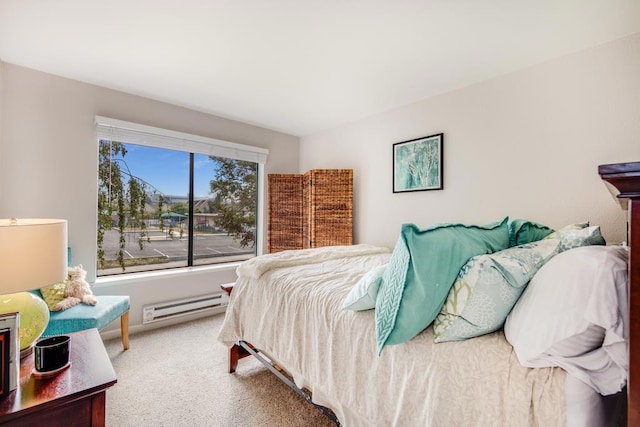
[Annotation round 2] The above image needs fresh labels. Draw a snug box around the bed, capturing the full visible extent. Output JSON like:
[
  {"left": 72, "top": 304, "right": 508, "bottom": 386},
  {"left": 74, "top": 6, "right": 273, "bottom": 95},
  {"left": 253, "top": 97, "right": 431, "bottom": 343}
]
[{"left": 218, "top": 161, "right": 639, "bottom": 426}]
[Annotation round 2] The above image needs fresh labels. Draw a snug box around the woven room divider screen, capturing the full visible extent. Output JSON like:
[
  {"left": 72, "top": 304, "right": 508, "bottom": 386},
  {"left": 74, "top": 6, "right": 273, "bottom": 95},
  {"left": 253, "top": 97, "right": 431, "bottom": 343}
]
[{"left": 267, "top": 169, "right": 353, "bottom": 253}]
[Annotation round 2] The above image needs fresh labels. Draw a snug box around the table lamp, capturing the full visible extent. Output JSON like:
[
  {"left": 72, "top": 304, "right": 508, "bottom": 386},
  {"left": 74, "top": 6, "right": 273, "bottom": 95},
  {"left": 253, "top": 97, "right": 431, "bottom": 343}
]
[{"left": 0, "top": 218, "right": 68, "bottom": 358}]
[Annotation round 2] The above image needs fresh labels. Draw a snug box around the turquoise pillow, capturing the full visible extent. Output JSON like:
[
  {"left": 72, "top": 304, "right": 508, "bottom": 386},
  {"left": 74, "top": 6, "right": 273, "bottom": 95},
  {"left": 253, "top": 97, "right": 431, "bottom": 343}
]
[
  {"left": 508, "top": 219, "right": 554, "bottom": 246},
  {"left": 433, "top": 238, "right": 560, "bottom": 342},
  {"left": 375, "top": 217, "right": 510, "bottom": 353}
]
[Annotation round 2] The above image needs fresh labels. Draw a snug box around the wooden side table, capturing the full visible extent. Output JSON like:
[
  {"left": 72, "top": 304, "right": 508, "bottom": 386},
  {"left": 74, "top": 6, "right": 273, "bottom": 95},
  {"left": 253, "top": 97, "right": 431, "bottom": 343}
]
[{"left": 0, "top": 328, "right": 117, "bottom": 426}]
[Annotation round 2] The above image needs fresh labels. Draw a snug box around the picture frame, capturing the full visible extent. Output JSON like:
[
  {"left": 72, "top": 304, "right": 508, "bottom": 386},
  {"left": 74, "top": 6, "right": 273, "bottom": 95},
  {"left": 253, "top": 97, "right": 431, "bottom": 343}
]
[
  {"left": 393, "top": 133, "right": 443, "bottom": 193},
  {"left": 0, "top": 329, "right": 9, "bottom": 398},
  {"left": 0, "top": 312, "right": 19, "bottom": 399}
]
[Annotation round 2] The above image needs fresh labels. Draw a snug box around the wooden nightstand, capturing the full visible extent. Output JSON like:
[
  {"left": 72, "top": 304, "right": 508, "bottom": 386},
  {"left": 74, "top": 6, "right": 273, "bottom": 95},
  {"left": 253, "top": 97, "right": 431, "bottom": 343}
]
[{"left": 0, "top": 328, "right": 117, "bottom": 426}]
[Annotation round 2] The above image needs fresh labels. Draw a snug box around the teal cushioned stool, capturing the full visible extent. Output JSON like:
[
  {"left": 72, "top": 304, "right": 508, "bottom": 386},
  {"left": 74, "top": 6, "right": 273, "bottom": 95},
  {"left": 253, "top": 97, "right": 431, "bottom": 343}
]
[{"left": 40, "top": 294, "right": 130, "bottom": 350}]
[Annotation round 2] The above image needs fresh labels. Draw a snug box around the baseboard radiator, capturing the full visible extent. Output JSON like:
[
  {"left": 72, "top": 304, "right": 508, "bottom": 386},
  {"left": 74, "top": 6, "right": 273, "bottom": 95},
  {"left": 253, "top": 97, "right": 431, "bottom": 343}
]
[{"left": 142, "top": 293, "right": 229, "bottom": 324}]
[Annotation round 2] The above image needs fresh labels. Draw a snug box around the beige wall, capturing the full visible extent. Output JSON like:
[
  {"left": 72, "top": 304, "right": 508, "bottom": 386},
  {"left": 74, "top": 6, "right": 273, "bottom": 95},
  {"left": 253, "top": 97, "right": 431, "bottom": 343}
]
[
  {"left": 301, "top": 33, "right": 640, "bottom": 249},
  {"left": 0, "top": 62, "right": 299, "bottom": 334}
]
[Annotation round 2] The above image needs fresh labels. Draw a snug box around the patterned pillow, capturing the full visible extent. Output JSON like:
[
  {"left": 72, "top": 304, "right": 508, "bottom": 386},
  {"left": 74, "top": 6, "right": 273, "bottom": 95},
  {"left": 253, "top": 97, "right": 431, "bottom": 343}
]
[
  {"left": 434, "top": 239, "right": 560, "bottom": 342},
  {"left": 544, "top": 224, "right": 605, "bottom": 251},
  {"left": 40, "top": 282, "right": 67, "bottom": 311},
  {"left": 434, "top": 222, "right": 605, "bottom": 343}
]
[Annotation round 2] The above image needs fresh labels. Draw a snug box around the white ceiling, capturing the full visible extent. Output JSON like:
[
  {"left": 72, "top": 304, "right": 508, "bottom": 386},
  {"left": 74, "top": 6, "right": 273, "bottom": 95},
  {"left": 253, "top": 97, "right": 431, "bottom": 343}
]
[{"left": 1, "top": 1, "right": 639, "bottom": 137}]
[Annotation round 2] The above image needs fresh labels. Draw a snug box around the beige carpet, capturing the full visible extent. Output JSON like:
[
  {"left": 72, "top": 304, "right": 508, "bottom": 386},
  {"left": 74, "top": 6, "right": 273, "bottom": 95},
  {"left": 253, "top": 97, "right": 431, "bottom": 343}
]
[{"left": 104, "top": 313, "right": 335, "bottom": 427}]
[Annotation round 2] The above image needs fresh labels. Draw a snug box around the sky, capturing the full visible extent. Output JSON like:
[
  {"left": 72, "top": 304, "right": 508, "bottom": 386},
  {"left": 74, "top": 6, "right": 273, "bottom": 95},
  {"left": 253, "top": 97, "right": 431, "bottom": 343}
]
[{"left": 116, "top": 143, "right": 216, "bottom": 198}]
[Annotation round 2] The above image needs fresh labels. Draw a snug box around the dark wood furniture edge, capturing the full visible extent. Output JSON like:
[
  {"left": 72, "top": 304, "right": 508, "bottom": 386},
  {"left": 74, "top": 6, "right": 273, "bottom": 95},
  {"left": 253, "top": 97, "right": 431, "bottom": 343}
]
[
  {"left": 228, "top": 342, "right": 251, "bottom": 373},
  {"left": 221, "top": 283, "right": 234, "bottom": 296},
  {"left": 599, "top": 162, "right": 640, "bottom": 199},
  {"left": 0, "top": 329, "right": 117, "bottom": 426},
  {"left": 599, "top": 161, "right": 640, "bottom": 427}
]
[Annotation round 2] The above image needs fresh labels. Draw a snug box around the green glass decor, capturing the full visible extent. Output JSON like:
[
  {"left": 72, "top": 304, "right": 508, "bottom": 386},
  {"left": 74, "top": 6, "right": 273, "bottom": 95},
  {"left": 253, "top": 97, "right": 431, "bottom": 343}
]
[{"left": 0, "top": 292, "right": 50, "bottom": 357}]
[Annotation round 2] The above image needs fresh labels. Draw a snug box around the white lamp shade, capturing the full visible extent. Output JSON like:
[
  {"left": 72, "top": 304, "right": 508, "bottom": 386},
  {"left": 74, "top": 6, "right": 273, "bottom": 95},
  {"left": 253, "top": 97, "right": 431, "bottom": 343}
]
[{"left": 0, "top": 218, "right": 68, "bottom": 293}]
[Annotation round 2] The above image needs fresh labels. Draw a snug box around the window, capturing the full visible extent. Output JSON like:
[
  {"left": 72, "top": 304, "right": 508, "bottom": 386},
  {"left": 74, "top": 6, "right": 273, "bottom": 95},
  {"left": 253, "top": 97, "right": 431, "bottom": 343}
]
[{"left": 95, "top": 117, "right": 268, "bottom": 276}]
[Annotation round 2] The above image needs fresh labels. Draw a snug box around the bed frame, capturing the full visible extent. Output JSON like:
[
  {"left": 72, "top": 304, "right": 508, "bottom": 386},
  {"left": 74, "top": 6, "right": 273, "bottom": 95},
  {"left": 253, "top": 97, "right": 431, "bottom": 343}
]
[
  {"left": 227, "top": 161, "right": 640, "bottom": 426},
  {"left": 599, "top": 161, "right": 640, "bottom": 426}
]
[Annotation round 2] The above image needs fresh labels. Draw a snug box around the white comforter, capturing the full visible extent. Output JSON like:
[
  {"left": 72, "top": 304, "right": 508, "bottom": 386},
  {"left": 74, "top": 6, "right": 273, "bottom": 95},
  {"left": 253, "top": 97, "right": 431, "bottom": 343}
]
[{"left": 218, "top": 247, "right": 566, "bottom": 426}]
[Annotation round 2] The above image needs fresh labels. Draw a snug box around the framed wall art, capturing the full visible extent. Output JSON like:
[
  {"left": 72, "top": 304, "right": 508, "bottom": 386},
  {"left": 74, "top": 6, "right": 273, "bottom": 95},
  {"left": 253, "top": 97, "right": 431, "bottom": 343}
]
[{"left": 393, "top": 133, "right": 443, "bottom": 193}]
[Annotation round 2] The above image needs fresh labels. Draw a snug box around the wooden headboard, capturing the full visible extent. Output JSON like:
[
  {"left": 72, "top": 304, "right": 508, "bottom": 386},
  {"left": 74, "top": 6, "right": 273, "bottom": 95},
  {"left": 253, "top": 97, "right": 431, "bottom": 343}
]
[{"left": 598, "top": 161, "right": 640, "bottom": 425}]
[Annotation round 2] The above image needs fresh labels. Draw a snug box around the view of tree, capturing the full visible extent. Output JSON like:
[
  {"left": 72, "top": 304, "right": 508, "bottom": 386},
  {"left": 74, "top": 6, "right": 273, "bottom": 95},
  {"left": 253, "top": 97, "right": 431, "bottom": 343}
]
[
  {"left": 209, "top": 157, "right": 257, "bottom": 247},
  {"left": 170, "top": 202, "right": 189, "bottom": 215},
  {"left": 156, "top": 195, "right": 166, "bottom": 232},
  {"left": 97, "top": 140, "right": 148, "bottom": 270}
]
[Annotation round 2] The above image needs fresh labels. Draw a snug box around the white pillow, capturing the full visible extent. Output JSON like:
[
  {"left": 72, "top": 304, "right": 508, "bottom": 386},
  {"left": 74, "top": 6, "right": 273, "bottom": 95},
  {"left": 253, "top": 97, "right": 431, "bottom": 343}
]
[
  {"left": 342, "top": 265, "right": 386, "bottom": 311},
  {"left": 504, "top": 245, "right": 629, "bottom": 395}
]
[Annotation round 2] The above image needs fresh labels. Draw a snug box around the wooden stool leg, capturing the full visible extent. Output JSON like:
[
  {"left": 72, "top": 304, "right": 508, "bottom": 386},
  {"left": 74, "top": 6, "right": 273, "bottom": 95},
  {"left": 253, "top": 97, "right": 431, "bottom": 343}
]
[{"left": 120, "top": 311, "right": 130, "bottom": 350}]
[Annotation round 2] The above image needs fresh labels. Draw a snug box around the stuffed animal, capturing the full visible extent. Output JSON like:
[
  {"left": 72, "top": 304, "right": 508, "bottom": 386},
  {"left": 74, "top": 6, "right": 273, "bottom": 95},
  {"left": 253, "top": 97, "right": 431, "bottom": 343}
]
[{"left": 53, "top": 264, "right": 98, "bottom": 311}]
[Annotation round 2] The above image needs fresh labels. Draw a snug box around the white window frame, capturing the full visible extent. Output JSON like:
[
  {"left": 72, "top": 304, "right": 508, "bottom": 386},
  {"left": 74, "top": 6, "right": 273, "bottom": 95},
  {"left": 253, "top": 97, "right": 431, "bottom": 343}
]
[{"left": 95, "top": 116, "right": 269, "bottom": 274}]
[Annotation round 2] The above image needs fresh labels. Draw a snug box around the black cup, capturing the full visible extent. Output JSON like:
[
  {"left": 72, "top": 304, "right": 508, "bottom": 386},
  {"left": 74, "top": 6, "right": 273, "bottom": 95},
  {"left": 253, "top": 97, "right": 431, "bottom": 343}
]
[{"left": 35, "top": 336, "right": 70, "bottom": 373}]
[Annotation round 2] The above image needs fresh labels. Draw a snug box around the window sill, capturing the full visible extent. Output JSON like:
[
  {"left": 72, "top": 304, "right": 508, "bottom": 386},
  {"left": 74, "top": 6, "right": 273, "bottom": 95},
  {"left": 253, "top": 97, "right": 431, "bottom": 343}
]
[{"left": 94, "top": 262, "right": 241, "bottom": 288}]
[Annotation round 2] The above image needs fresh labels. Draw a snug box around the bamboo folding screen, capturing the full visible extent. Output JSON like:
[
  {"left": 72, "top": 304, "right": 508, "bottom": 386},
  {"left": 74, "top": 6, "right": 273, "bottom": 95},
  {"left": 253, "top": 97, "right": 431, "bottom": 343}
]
[
  {"left": 267, "top": 169, "right": 353, "bottom": 253},
  {"left": 267, "top": 174, "right": 305, "bottom": 252}
]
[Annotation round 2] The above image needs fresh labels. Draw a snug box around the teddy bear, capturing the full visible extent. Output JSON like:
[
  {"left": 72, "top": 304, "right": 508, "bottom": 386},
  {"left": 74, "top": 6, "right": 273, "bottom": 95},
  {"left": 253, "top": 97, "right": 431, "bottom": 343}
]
[{"left": 53, "top": 264, "right": 99, "bottom": 311}]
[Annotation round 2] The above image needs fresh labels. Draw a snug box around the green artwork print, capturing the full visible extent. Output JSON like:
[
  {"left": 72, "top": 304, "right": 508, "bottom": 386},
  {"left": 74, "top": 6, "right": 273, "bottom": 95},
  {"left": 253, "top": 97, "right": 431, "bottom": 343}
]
[{"left": 393, "top": 133, "right": 443, "bottom": 192}]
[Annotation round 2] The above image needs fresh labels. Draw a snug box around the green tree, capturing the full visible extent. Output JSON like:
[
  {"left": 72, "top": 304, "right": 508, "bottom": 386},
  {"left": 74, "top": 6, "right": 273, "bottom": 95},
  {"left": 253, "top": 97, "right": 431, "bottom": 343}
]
[
  {"left": 97, "top": 140, "right": 148, "bottom": 270},
  {"left": 155, "top": 194, "right": 166, "bottom": 232},
  {"left": 209, "top": 157, "right": 257, "bottom": 247},
  {"left": 169, "top": 202, "right": 187, "bottom": 239},
  {"left": 171, "top": 202, "right": 189, "bottom": 215}
]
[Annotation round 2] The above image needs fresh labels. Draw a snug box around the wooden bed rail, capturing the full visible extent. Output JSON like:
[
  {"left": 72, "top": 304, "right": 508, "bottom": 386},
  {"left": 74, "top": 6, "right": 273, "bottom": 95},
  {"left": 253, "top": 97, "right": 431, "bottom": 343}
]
[{"left": 599, "top": 161, "right": 640, "bottom": 426}]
